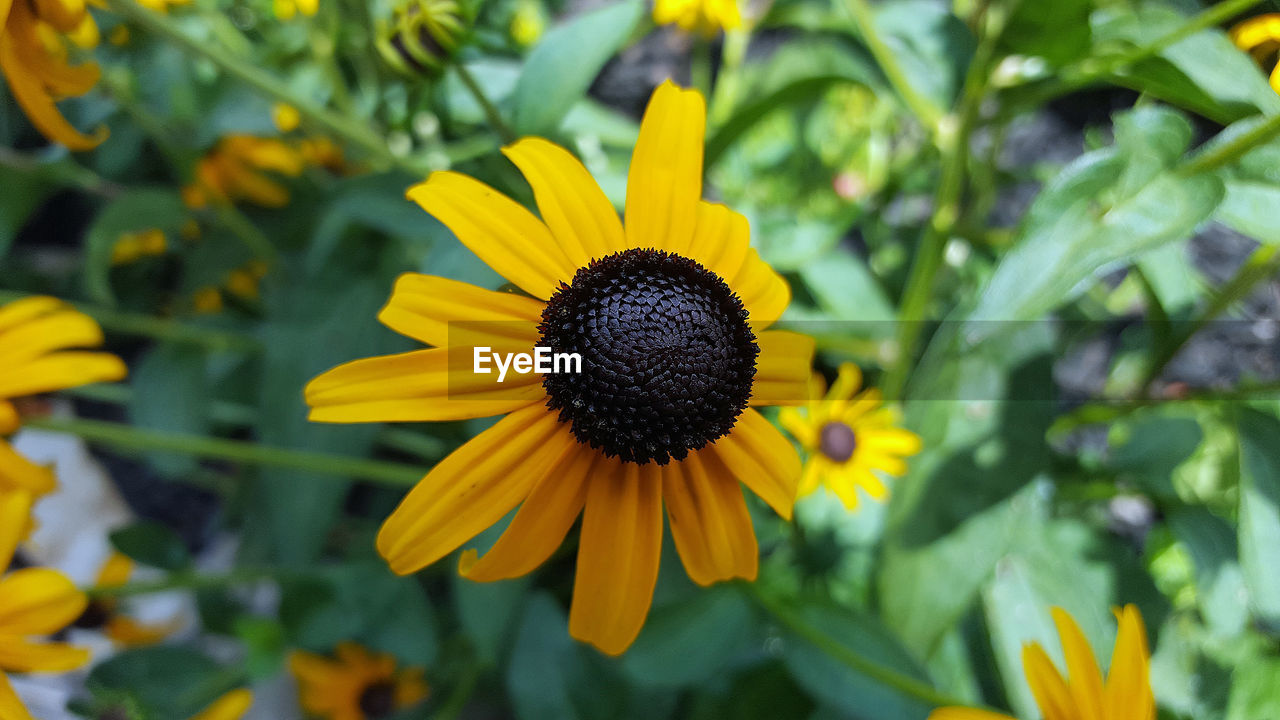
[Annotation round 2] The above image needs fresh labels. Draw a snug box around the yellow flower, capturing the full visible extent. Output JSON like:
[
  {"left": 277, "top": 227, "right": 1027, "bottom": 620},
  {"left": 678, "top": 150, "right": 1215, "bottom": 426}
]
[
  {"left": 0, "top": 496, "right": 91, "bottom": 720},
  {"left": 1231, "top": 14, "right": 1280, "bottom": 94},
  {"left": 189, "top": 688, "right": 254, "bottom": 720},
  {"left": 298, "top": 136, "right": 345, "bottom": 172},
  {"left": 289, "top": 643, "right": 427, "bottom": 720},
  {"left": 509, "top": 0, "right": 544, "bottom": 47},
  {"left": 182, "top": 135, "right": 306, "bottom": 209},
  {"left": 929, "top": 605, "right": 1154, "bottom": 720},
  {"left": 653, "top": 0, "right": 740, "bottom": 36},
  {"left": 273, "top": 0, "right": 317, "bottom": 20},
  {"left": 0, "top": 0, "right": 108, "bottom": 149},
  {"left": 110, "top": 228, "right": 168, "bottom": 265},
  {"left": 272, "top": 102, "right": 301, "bottom": 133},
  {"left": 75, "top": 552, "right": 179, "bottom": 647},
  {"left": 779, "top": 363, "right": 921, "bottom": 511},
  {"left": 192, "top": 286, "right": 224, "bottom": 314},
  {"left": 305, "top": 81, "right": 813, "bottom": 655},
  {"left": 134, "top": 0, "right": 191, "bottom": 13}
]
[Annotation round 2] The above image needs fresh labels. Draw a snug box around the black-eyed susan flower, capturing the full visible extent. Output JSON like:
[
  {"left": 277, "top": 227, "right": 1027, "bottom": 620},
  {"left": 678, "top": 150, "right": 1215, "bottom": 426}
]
[
  {"left": 182, "top": 135, "right": 306, "bottom": 209},
  {"left": 289, "top": 643, "right": 427, "bottom": 720},
  {"left": 653, "top": 0, "right": 740, "bottom": 36},
  {"left": 929, "top": 605, "right": 1154, "bottom": 720},
  {"left": 0, "top": 497, "right": 91, "bottom": 720},
  {"left": 306, "top": 80, "right": 814, "bottom": 655},
  {"left": 0, "top": 0, "right": 107, "bottom": 149},
  {"left": 375, "top": 0, "right": 464, "bottom": 76},
  {"left": 73, "top": 552, "right": 178, "bottom": 647},
  {"left": 778, "top": 363, "right": 920, "bottom": 511},
  {"left": 1231, "top": 14, "right": 1280, "bottom": 94},
  {"left": 189, "top": 688, "right": 253, "bottom": 720},
  {"left": 110, "top": 228, "right": 168, "bottom": 265}
]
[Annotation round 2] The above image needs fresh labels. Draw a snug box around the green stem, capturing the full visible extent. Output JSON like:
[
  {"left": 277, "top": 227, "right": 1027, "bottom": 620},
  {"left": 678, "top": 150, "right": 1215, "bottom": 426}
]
[
  {"left": 434, "top": 660, "right": 481, "bottom": 720},
  {"left": 1050, "top": 379, "right": 1280, "bottom": 435},
  {"left": 837, "top": 0, "right": 943, "bottom": 130},
  {"left": 743, "top": 583, "right": 981, "bottom": 710},
  {"left": 105, "top": 0, "right": 397, "bottom": 168},
  {"left": 691, "top": 38, "right": 713, "bottom": 100},
  {"left": 1177, "top": 112, "right": 1280, "bottom": 177},
  {"left": 0, "top": 147, "right": 125, "bottom": 198},
  {"left": 0, "top": 290, "right": 260, "bottom": 352},
  {"left": 24, "top": 416, "right": 424, "bottom": 486},
  {"left": 455, "top": 63, "right": 516, "bottom": 144},
  {"left": 87, "top": 567, "right": 287, "bottom": 598},
  {"left": 211, "top": 203, "right": 279, "bottom": 265}
]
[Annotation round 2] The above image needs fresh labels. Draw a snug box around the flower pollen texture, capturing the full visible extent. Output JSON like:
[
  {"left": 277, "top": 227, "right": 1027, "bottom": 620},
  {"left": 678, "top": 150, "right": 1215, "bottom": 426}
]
[{"left": 539, "top": 248, "right": 759, "bottom": 465}]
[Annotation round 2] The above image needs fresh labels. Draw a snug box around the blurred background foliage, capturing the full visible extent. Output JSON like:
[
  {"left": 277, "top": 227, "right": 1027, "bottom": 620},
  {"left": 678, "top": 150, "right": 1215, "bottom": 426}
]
[{"left": 3, "top": 0, "right": 1280, "bottom": 718}]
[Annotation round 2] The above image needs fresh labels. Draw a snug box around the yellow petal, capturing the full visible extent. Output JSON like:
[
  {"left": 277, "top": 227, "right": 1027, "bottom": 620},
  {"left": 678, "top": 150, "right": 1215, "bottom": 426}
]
[
  {"left": 0, "top": 491, "right": 33, "bottom": 571},
  {"left": 503, "top": 137, "right": 626, "bottom": 267},
  {"left": 305, "top": 348, "right": 546, "bottom": 423},
  {"left": 406, "top": 172, "right": 574, "bottom": 300},
  {"left": 708, "top": 409, "right": 799, "bottom": 519},
  {"left": 624, "top": 81, "right": 705, "bottom": 254},
  {"left": 0, "top": 297, "right": 63, "bottom": 334},
  {"left": 0, "top": 442, "right": 56, "bottom": 496},
  {"left": 1022, "top": 642, "right": 1075, "bottom": 720},
  {"left": 750, "top": 330, "right": 814, "bottom": 406},
  {"left": 568, "top": 461, "right": 663, "bottom": 656},
  {"left": 459, "top": 445, "right": 595, "bottom": 582},
  {"left": 926, "top": 709, "right": 1017, "bottom": 720},
  {"left": 796, "top": 458, "right": 824, "bottom": 497},
  {"left": 1051, "top": 606, "right": 1106, "bottom": 720},
  {"left": 777, "top": 406, "right": 815, "bottom": 448},
  {"left": 0, "top": 351, "right": 126, "bottom": 398},
  {"left": 0, "top": 308, "right": 103, "bottom": 365},
  {"left": 827, "top": 363, "right": 863, "bottom": 403},
  {"left": 190, "top": 688, "right": 253, "bottom": 720},
  {"left": 376, "top": 404, "right": 576, "bottom": 574},
  {"left": 663, "top": 451, "right": 757, "bottom": 586},
  {"left": 0, "top": 568, "right": 87, "bottom": 636},
  {"left": 375, "top": 273, "right": 543, "bottom": 349},
  {"left": 1229, "top": 13, "right": 1280, "bottom": 52},
  {"left": 0, "top": 402, "right": 17, "bottom": 434},
  {"left": 1104, "top": 605, "right": 1154, "bottom": 720},
  {"left": 859, "top": 427, "right": 923, "bottom": 456},
  {"left": 0, "top": 37, "right": 104, "bottom": 150},
  {"left": 0, "top": 636, "right": 90, "bottom": 672},
  {"left": 730, "top": 248, "right": 790, "bottom": 328},
  {"left": 0, "top": 673, "right": 35, "bottom": 720},
  {"left": 685, "top": 201, "right": 748, "bottom": 285}
]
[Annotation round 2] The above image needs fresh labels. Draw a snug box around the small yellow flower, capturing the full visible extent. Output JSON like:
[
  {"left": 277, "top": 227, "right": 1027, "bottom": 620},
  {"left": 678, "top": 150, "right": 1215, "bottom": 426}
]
[
  {"left": 510, "top": 0, "right": 544, "bottom": 47},
  {"left": 110, "top": 228, "right": 168, "bottom": 265},
  {"left": 225, "top": 267, "right": 261, "bottom": 301},
  {"left": 929, "top": 605, "right": 1154, "bottom": 720},
  {"left": 0, "top": 496, "right": 91, "bottom": 720},
  {"left": 76, "top": 552, "right": 179, "bottom": 647},
  {"left": 192, "top": 287, "right": 224, "bottom": 314},
  {"left": 273, "top": 0, "right": 318, "bottom": 20},
  {"left": 189, "top": 688, "right": 254, "bottom": 720},
  {"left": 653, "top": 0, "right": 740, "bottom": 37},
  {"left": 107, "top": 24, "right": 129, "bottom": 45},
  {"left": 182, "top": 135, "right": 305, "bottom": 209},
  {"left": 0, "top": 0, "right": 108, "bottom": 149},
  {"left": 289, "top": 643, "right": 427, "bottom": 720},
  {"left": 298, "top": 136, "right": 345, "bottom": 172},
  {"left": 1231, "top": 14, "right": 1280, "bottom": 95},
  {"left": 272, "top": 103, "right": 301, "bottom": 133},
  {"left": 779, "top": 363, "right": 921, "bottom": 510}
]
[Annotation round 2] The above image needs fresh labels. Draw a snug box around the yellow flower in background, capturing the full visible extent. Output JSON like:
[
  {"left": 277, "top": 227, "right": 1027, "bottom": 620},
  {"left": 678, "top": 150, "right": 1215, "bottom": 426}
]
[
  {"left": 1231, "top": 14, "right": 1280, "bottom": 94},
  {"left": 0, "top": 0, "right": 108, "bottom": 149},
  {"left": 273, "top": 0, "right": 317, "bottom": 20},
  {"left": 182, "top": 135, "right": 305, "bottom": 209},
  {"left": 134, "top": 0, "right": 192, "bottom": 13},
  {"left": 272, "top": 102, "right": 301, "bottom": 133},
  {"left": 509, "top": 0, "right": 544, "bottom": 47},
  {"left": 779, "top": 363, "right": 920, "bottom": 511},
  {"left": 192, "top": 286, "right": 224, "bottom": 314},
  {"left": 289, "top": 643, "right": 427, "bottom": 720},
  {"left": 75, "top": 552, "right": 179, "bottom": 647},
  {"left": 189, "top": 689, "right": 254, "bottom": 720},
  {"left": 110, "top": 228, "right": 168, "bottom": 265},
  {"left": 0, "top": 497, "right": 91, "bottom": 720},
  {"left": 653, "top": 0, "right": 740, "bottom": 36},
  {"left": 306, "top": 81, "right": 813, "bottom": 655},
  {"left": 298, "top": 136, "right": 345, "bottom": 172},
  {"left": 929, "top": 605, "right": 1154, "bottom": 720}
]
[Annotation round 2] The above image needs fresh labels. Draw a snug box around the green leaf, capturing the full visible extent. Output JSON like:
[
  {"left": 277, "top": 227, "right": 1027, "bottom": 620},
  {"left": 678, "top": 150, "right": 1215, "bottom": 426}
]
[
  {"left": 0, "top": 165, "right": 55, "bottom": 260},
  {"left": 506, "top": 592, "right": 580, "bottom": 720},
  {"left": 1168, "top": 507, "right": 1249, "bottom": 637},
  {"left": 233, "top": 616, "right": 287, "bottom": 679},
  {"left": 81, "top": 188, "right": 188, "bottom": 306},
  {"left": 621, "top": 585, "right": 754, "bottom": 688},
  {"left": 1000, "top": 0, "right": 1091, "bottom": 66},
  {"left": 1217, "top": 181, "right": 1280, "bottom": 245},
  {"left": 304, "top": 171, "right": 430, "bottom": 274},
  {"left": 510, "top": 0, "right": 644, "bottom": 136},
  {"left": 89, "top": 646, "right": 229, "bottom": 719},
  {"left": 871, "top": 0, "right": 974, "bottom": 109},
  {"left": 1237, "top": 409, "right": 1280, "bottom": 628},
  {"left": 128, "top": 343, "right": 211, "bottom": 477},
  {"left": 110, "top": 520, "right": 192, "bottom": 571},
  {"left": 797, "top": 249, "right": 895, "bottom": 327}
]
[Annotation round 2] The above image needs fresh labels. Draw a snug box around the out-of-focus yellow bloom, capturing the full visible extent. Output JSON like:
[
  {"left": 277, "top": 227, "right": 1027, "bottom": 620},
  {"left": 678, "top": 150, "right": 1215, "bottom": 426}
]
[
  {"left": 182, "top": 135, "right": 305, "bottom": 209},
  {"left": 273, "top": 0, "right": 317, "bottom": 20},
  {"left": 75, "top": 552, "right": 179, "bottom": 647},
  {"left": 107, "top": 24, "right": 128, "bottom": 45},
  {"left": 192, "top": 286, "right": 224, "bottom": 314},
  {"left": 272, "top": 102, "right": 301, "bottom": 133},
  {"left": 189, "top": 689, "right": 254, "bottom": 720},
  {"left": 134, "top": 0, "right": 191, "bottom": 13},
  {"left": 298, "top": 136, "right": 345, "bottom": 172},
  {"left": 779, "top": 363, "right": 921, "bottom": 511},
  {"left": 1231, "top": 14, "right": 1280, "bottom": 95},
  {"left": 0, "top": 496, "right": 91, "bottom": 720},
  {"left": 0, "top": 0, "right": 108, "bottom": 149},
  {"left": 289, "top": 643, "right": 427, "bottom": 720},
  {"left": 653, "top": 0, "right": 740, "bottom": 36},
  {"left": 375, "top": 0, "right": 464, "bottom": 76},
  {"left": 110, "top": 228, "right": 168, "bottom": 265},
  {"left": 929, "top": 606, "right": 1154, "bottom": 720},
  {"left": 510, "top": 0, "right": 544, "bottom": 47},
  {"left": 225, "top": 268, "right": 259, "bottom": 301}
]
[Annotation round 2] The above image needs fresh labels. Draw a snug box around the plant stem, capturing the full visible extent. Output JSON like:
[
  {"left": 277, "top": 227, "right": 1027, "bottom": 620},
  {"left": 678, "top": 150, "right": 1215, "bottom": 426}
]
[
  {"left": 1050, "top": 379, "right": 1280, "bottom": 435},
  {"left": 105, "top": 0, "right": 397, "bottom": 168},
  {"left": 87, "top": 567, "right": 287, "bottom": 598},
  {"left": 743, "top": 582, "right": 982, "bottom": 710},
  {"left": 0, "top": 147, "right": 125, "bottom": 198},
  {"left": 0, "top": 290, "right": 260, "bottom": 352},
  {"left": 24, "top": 416, "right": 424, "bottom": 486},
  {"left": 455, "top": 63, "right": 517, "bottom": 144},
  {"left": 1177, "top": 112, "right": 1280, "bottom": 177},
  {"left": 837, "top": 0, "right": 943, "bottom": 130},
  {"left": 691, "top": 37, "right": 713, "bottom": 100}
]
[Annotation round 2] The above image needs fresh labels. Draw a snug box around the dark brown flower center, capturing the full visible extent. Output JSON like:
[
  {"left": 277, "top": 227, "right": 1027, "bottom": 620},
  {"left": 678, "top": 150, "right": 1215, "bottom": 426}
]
[
  {"left": 74, "top": 600, "right": 112, "bottom": 630},
  {"left": 358, "top": 681, "right": 398, "bottom": 718},
  {"left": 819, "top": 421, "right": 857, "bottom": 462},
  {"left": 539, "top": 248, "right": 758, "bottom": 465}
]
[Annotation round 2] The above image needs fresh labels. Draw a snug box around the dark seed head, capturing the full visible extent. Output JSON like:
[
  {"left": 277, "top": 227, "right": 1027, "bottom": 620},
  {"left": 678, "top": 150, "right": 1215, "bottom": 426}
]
[
  {"left": 819, "top": 422, "right": 857, "bottom": 462},
  {"left": 74, "top": 600, "right": 111, "bottom": 630},
  {"left": 358, "top": 681, "right": 398, "bottom": 718},
  {"left": 539, "top": 248, "right": 759, "bottom": 465}
]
